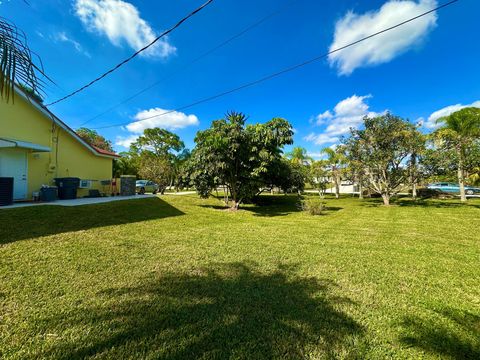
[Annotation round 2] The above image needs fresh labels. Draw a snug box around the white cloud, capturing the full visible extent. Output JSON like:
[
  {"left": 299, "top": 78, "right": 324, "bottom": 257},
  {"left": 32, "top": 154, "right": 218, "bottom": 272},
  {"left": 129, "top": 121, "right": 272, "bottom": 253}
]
[
  {"left": 129, "top": 108, "right": 199, "bottom": 132},
  {"left": 305, "top": 94, "right": 385, "bottom": 147},
  {"left": 53, "top": 31, "right": 91, "bottom": 58},
  {"left": 424, "top": 100, "right": 480, "bottom": 129},
  {"left": 115, "top": 108, "right": 199, "bottom": 149},
  {"left": 304, "top": 133, "right": 340, "bottom": 146},
  {"left": 115, "top": 134, "right": 139, "bottom": 148},
  {"left": 315, "top": 110, "right": 333, "bottom": 124},
  {"left": 329, "top": 0, "right": 438, "bottom": 75},
  {"left": 75, "top": 0, "right": 176, "bottom": 58}
]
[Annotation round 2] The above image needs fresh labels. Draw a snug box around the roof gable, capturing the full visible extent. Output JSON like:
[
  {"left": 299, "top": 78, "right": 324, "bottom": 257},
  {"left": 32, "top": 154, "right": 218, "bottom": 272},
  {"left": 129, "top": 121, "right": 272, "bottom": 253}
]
[{"left": 14, "top": 86, "right": 119, "bottom": 159}]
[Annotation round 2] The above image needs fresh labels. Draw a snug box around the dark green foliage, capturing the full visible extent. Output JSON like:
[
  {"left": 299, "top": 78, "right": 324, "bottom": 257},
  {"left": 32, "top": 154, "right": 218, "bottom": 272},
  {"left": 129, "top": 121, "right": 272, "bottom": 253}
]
[
  {"left": 128, "top": 128, "right": 187, "bottom": 191},
  {"left": 187, "top": 112, "right": 294, "bottom": 208},
  {"left": 300, "top": 197, "right": 325, "bottom": 215},
  {"left": 113, "top": 152, "right": 139, "bottom": 177},
  {"left": 76, "top": 127, "right": 114, "bottom": 152},
  {"left": 131, "top": 128, "right": 184, "bottom": 157}
]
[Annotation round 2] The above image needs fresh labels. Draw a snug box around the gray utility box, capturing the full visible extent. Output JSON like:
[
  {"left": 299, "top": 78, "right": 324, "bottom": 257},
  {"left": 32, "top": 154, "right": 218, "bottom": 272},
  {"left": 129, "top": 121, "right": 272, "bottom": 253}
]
[{"left": 120, "top": 175, "right": 136, "bottom": 196}]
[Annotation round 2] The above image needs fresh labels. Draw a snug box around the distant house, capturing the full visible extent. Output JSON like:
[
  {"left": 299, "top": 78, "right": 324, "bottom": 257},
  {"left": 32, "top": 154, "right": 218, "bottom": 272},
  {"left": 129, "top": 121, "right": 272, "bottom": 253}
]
[{"left": 0, "top": 87, "right": 118, "bottom": 201}]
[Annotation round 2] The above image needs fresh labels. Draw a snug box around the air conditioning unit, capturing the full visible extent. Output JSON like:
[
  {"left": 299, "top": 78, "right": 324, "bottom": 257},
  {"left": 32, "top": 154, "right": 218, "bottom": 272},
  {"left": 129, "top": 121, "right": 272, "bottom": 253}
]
[{"left": 79, "top": 179, "right": 93, "bottom": 189}]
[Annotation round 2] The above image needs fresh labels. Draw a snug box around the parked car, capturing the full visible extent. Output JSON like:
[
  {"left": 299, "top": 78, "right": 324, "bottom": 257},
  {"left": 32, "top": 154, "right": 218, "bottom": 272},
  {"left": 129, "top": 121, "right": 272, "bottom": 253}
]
[
  {"left": 426, "top": 182, "right": 480, "bottom": 195},
  {"left": 135, "top": 180, "right": 159, "bottom": 194}
]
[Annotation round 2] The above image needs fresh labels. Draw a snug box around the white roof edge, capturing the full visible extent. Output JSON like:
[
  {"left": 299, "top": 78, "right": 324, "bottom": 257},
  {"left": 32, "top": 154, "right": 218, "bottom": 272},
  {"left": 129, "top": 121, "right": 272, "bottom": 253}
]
[
  {"left": 13, "top": 86, "right": 117, "bottom": 159},
  {"left": 0, "top": 137, "right": 51, "bottom": 152}
]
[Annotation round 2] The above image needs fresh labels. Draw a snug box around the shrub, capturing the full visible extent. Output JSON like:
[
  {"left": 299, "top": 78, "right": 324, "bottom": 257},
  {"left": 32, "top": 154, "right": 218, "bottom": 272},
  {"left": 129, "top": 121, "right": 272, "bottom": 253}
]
[
  {"left": 416, "top": 188, "right": 456, "bottom": 199},
  {"left": 300, "top": 197, "right": 325, "bottom": 215}
]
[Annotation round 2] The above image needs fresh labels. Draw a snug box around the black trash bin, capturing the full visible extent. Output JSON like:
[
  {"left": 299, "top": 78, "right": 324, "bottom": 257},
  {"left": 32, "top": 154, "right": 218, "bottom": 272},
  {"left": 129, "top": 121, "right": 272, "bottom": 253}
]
[
  {"left": 40, "top": 186, "right": 58, "bottom": 202},
  {"left": 0, "top": 177, "right": 14, "bottom": 206},
  {"left": 54, "top": 177, "right": 80, "bottom": 200}
]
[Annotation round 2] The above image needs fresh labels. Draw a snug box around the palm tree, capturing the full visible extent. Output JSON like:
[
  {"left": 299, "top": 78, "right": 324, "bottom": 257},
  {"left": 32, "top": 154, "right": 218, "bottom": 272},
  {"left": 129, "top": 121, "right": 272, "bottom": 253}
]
[
  {"left": 321, "top": 147, "right": 345, "bottom": 199},
  {"left": 286, "top": 146, "right": 313, "bottom": 165},
  {"left": 436, "top": 107, "right": 480, "bottom": 201},
  {"left": 286, "top": 147, "right": 312, "bottom": 165},
  {"left": 0, "top": 16, "right": 46, "bottom": 102},
  {"left": 468, "top": 167, "right": 480, "bottom": 186}
]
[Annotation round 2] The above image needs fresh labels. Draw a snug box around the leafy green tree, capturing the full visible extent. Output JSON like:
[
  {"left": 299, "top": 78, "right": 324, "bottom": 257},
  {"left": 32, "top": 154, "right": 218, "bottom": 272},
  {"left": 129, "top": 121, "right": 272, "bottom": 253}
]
[
  {"left": 113, "top": 152, "right": 139, "bottom": 178},
  {"left": 309, "top": 160, "right": 329, "bottom": 197},
  {"left": 262, "top": 159, "right": 307, "bottom": 195},
  {"left": 469, "top": 167, "right": 480, "bottom": 186},
  {"left": 321, "top": 147, "right": 345, "bottom": 199},
  {"left": 283, "top": 161, "right": 308, "bottom": 194},
  {"left": 130, "top": 128, "right": 186, "bottom": 191},
  {"left": 138, "top": 154, "right": 172, "bottom": 194},
  {"left": 421, "top": 141, "right": 480, "bottom": 184},
  {"left": 131, "top": 128, "right": 184, "bottom": 157},
  {"left": 341, "top": 138, "right": 366, "bottom": 199},
  {"left": 188, "top": 111, "right": 293, "bottom": 209},
  {"left": 407, "top": 132, "right": 426, "bottom": 200},
  {"left": 434, "top": 107, "right": 480, "bottom": 201},
  {"left": 76, "top": 127, "right": 114, "bottom": 152},
  {"left": 347, "top": 113, "right": 423, "bottom": 206},
  {"left": 173, "top": 149, "right": 192, "bottom": 191}
]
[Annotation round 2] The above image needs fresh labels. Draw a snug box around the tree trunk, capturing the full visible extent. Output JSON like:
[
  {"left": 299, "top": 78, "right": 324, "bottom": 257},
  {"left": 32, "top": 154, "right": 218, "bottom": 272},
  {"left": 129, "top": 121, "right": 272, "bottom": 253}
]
[
  {"left": 458, "top": 167, "right": 466, "bottom": 202},
  {"left": 381, "top": 193, "right": 390, "bottom": 206},
  {"left": 458, "top": 148, "right": 467, "bottom": 202},
  {"left": 358, "top": 177, "right": 364, "bottom": 199},
  {"left": 334, "top": 176, "right": 340, "bottom": 199},
  {"left": 231, "top": 201, "right": 240, "bottom": 210},
  {"left": 410, "top": 154, "right": 418, "bottom": 200}
]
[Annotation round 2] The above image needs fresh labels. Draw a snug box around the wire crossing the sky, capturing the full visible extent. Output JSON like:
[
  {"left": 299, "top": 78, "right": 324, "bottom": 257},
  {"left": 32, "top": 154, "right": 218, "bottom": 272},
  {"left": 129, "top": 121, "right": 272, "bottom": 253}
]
[
  {"left": 45, "top": 0, "right": 214, "bottom": 107},
  {"left": 79, "top": 0, "right": 299, "bottom": 127},
  {"left": 92, "top": 0, "right": 458, "bottom": 130}
]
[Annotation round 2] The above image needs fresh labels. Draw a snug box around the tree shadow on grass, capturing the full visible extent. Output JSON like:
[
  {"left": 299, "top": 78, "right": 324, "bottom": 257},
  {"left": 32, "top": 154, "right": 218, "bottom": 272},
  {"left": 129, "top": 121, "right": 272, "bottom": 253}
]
[
  {"left": 39, "top": 263, "right": 365, "bottom": 359},
  {"left": 0, "top": 197, "right": 184, "bottom": 245},
  {"left": 400, "top": 308, "right": 480, "bottom": 359},
  {"left": 200, "top": 195, "right": 343, "bottom": 217},
  {"left": 199, "top": 195, "right": 302, "bottom": 217},
  {"left": 359, "top": 198, "right": 480, "bottom": 209},
  {"left": 395, "top": 199, "right": 480, "bottom": 209}
]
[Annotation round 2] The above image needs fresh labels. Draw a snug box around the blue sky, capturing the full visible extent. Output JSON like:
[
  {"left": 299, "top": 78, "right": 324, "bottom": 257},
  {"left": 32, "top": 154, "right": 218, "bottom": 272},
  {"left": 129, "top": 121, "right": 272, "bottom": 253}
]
[{"left": 1, "top": 0, "right": 479, "bottom": 156}]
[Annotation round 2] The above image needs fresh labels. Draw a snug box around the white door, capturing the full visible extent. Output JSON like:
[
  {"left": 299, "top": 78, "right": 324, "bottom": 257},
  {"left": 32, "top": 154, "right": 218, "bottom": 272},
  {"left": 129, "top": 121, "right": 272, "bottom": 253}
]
[{"left": 0, "top": 149, "right": 28, "bottom": 200}]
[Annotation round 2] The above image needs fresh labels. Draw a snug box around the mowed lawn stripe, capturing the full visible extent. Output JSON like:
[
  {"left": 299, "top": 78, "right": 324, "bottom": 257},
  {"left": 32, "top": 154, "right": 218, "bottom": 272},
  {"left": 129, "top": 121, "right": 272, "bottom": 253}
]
[{"left": 0, "top": 195, "right": 479, "bottom": 359}]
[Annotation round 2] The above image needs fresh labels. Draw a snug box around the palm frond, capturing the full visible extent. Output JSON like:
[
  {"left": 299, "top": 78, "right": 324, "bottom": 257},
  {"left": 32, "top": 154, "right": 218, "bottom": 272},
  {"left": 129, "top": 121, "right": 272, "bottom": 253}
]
[{"left": 0, "top": 17, "right": 48, "bottom": 102}]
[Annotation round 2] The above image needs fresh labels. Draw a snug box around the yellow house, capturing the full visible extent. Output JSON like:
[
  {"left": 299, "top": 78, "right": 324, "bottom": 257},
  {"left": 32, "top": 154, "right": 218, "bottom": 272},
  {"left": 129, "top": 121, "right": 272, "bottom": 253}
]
[{"left": 0, "top": 87, "right": 118, "bottom": 201}]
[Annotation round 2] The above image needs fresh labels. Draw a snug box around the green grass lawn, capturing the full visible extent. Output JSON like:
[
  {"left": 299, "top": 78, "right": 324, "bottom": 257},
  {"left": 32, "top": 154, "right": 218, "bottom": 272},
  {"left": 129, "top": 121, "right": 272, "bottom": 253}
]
[{"left": 1, "top": 195, "right": 479, "bottom": 359}]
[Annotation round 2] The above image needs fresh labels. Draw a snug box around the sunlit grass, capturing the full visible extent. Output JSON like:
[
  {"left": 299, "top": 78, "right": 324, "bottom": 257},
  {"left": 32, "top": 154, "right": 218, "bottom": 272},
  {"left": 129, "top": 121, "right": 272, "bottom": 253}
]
[{"left": 0, "top": 194, "right": 479, "bottom": 359}]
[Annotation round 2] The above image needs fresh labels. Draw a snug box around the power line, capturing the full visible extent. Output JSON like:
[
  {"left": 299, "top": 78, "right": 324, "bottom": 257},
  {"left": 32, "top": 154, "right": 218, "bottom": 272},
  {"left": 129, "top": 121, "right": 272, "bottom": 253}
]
[
  {"left": 45, "top": 0, "right": 214, "bottom": 107},
  {"left": 79, "top": 0, "right": 299, "bottom": 127},
  {"left": 93, "top": 0, "right": 458, "bottom": 130}
]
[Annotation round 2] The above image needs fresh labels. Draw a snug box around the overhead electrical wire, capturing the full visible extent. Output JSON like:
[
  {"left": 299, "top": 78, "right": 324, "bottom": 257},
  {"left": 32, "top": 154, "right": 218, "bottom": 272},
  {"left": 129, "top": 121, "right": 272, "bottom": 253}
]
[
  {"left": 45, "top": 0, "right": 214, "bottom": 106},
  {"left": 91, "top": 0, "right": 458, "bottom": 130},
  {"left": 78, "top": 0, "right": 299, "bottom": 127}
]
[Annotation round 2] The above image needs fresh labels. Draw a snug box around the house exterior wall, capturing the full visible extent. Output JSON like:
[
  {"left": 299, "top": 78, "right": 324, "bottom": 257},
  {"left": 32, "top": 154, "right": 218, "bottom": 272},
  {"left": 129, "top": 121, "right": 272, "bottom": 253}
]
[{"left": 0, "top": 95, "right": 113, "bottom": 199}]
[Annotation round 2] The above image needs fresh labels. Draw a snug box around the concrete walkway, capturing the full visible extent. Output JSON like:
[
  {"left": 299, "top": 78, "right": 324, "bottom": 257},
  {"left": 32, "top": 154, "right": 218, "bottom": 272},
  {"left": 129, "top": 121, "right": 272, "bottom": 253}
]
[{"left": 0, "top": 194, "right": 157, "bottom": 209}]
